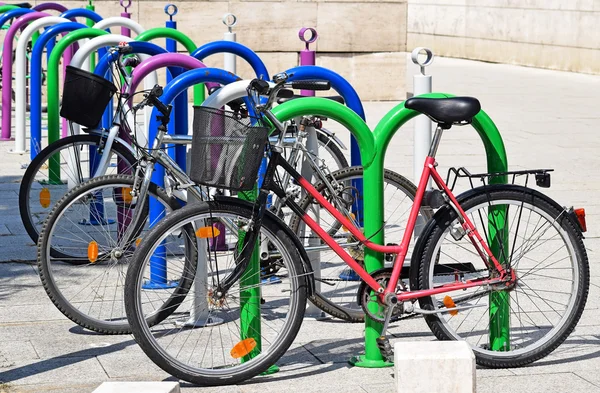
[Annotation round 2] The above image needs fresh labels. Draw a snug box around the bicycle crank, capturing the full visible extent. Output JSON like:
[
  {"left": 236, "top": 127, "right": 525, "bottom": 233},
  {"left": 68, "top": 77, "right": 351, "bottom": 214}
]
[{"left": 357, "top": 268, "right": 406, "bottom": 323}]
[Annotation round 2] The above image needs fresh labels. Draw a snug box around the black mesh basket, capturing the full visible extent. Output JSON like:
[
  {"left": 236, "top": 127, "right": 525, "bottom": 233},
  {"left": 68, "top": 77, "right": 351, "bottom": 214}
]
[
  {"left": 190, "top": 107, "right": 270, "bottom": 191},
  {"left": 60, "top": 66, "right": 117, "bottom": 129}
]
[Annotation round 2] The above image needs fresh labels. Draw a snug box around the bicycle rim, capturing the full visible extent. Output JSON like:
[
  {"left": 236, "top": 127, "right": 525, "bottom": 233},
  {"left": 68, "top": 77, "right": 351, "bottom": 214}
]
[
  {"left": 21, "top": 135, "right": 135, "bottom": 247},
  {"left": 39, "top": 176, "right": 175, "bottom": 333},
  {"left": 418, "top": 189, "right": 587, "bottom": 364}
]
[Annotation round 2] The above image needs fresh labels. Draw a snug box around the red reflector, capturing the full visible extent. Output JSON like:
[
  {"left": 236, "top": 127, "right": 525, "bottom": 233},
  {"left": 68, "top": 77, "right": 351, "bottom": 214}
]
[{"left": 574, "top": 208, "right": 587, "bottom": 232}]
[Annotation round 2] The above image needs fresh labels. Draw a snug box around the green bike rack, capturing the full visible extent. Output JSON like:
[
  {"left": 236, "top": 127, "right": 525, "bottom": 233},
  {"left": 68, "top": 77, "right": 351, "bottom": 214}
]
[
  {"left": 273, "top": 93, "right": 508, "bottom": 367},
  {"left": 135, "top": 28, "right": 205, "bottom": 104},
  {"left": 46, "top": 28, "right": 108, "bottom": 182},
  {"left": 85, "top": 0, "right": 95, "bottom": 71},
  {"left": 0, "top": 5, "right": 19, "bottom": 13}
]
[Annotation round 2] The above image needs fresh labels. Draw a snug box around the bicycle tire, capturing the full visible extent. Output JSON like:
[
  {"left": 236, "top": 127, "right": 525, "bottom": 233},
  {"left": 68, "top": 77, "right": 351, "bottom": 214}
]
[
  {"left": 37, "top": 174, "right": 186, "bottom": 334},
  {"left": 414, "top": 184, "right": 589, "bottom": 367},
  {"left": 288, "top": 166, "right": 429, "bottom": 322},
  {"left": 125, "top": 199, "right": 309, "bottom": 385},
  {"left": 19, "top": 133, "right": 136, "bottom": 257}
]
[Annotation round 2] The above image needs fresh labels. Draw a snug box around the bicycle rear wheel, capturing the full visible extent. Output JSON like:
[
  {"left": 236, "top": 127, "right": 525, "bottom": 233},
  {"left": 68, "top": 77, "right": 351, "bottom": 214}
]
[
  {"left": 125, "top": 199, "right": 308, "bottom": 385},
  {"left": 37, "top": 175, "right": 182, "bottom": 334},
  {"left": 20, "top": 134, "right": 136, "bottom": 257},
  {"left": 414, "top": 185, "right": 589, "bottom": 367}
]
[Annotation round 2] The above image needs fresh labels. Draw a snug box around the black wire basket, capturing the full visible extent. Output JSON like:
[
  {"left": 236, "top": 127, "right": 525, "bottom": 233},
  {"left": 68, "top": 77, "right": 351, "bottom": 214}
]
[
  {"left": 189, "top": 106, "right": 270, "bottom": 192},
  {"left": 60, "top": 66, "right": 117, "bottom": 129}
]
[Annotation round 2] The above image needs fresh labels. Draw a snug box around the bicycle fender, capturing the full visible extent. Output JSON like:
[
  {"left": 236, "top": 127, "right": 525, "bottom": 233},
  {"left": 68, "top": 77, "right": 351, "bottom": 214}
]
[{"left": 317, "top": 127, "right": 347, "bottom": 150}]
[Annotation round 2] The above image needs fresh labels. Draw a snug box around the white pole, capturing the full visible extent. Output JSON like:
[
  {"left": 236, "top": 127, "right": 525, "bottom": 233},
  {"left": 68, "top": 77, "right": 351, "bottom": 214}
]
[
  {"left": 303, "top": 125, "right": 326, "bottom": 320},
  {"left": 411, "top": 47, "right": 434, "bottom": 188},
  {"left": 13, "top": 16, "right": 70, "bottom": 155},
  {"left": 222, "top": 14, "right": 237, "bottom": 74}
]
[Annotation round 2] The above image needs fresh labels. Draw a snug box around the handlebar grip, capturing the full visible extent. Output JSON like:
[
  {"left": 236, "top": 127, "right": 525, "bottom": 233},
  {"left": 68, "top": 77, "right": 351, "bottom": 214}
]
[
  {"left": 289, "top": 80, "right": 331, "bottom": 91},
  {"left": 147, "top": 85, "right": 171, "bottom": 117}
]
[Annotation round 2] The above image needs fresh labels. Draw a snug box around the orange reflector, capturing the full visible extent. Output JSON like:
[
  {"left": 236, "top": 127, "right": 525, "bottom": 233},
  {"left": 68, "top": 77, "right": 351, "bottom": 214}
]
[
  {"left": 196, "top": 225, "right": 221, "bottom": 239},
  {"left": 88, "top": 241, "right": 99, "bottom": 263},
  {"left": 574, "top": 208, "right": 587, "bottom": 232},
  {"left": 39, "top": 188, "right": 51, "bottom": 208},
  {"left": 342, "top": 213, "right": 356, "bottom": 232},
  {"left": 121, "top": 187, "right": 133, "bottom": 204},
  {"left": 230, "top": 338, "right": 256, "bottom": 359},
  {"left": 135, "top": 238, "right": 142, "bottom": 247},
  {"left": 443, "top": 295, "right": 458, "bottom": 316}
]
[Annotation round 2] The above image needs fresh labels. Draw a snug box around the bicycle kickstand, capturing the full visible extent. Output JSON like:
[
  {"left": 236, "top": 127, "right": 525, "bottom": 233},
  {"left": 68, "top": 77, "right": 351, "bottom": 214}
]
[{"left": 376, "top": 299, "right": 398, "bottom": 363}]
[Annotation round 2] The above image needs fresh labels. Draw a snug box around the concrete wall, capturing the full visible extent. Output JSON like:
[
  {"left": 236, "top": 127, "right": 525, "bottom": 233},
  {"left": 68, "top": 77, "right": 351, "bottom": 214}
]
[
  {"left": 407, "top": 0, "right": 600, "bottom": 75},
  {"left": 28, "top": 0, "right": 408, "bottom": 100}
]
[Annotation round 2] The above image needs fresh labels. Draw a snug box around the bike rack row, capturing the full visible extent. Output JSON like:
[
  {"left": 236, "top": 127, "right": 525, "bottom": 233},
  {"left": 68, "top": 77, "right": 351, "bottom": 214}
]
[{"left": 0, "top": 0, "right": 509, "bottom": 370}]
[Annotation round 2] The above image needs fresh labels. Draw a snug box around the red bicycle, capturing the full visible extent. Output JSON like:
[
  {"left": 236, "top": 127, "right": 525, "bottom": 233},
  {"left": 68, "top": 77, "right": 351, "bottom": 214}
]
[{"left": 124, "top": 76, "right": 589, "bottom": 385}]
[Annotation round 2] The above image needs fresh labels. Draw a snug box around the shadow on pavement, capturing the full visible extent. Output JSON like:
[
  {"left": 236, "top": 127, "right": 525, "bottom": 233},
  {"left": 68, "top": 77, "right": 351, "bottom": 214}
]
[{"left": 0, "top": 339, "right": 136, "bottom": 383}]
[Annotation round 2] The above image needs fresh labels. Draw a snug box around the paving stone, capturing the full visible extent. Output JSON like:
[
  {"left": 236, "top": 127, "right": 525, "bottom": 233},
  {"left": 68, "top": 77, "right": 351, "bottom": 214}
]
[
  {"left": 0, "top": 225, "right": 10, "bottom": 237},
  {"left": 0, "top": 342, "right": 39, "bottom": 367},
  {"left": 477, "top": 372, "right": 600, "bottom": 393},
  {"left": 0, "top": 357, "right": 107, "bottom": 387},
  {"left": 92, "top": 382, "right": 180, "bottom": 393}
]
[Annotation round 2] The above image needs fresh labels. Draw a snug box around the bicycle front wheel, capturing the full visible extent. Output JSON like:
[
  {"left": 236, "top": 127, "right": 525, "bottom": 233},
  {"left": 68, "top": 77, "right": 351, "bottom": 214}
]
[
  {"left": 125, "top": 199, "right": 308, "bottom": 386},
  {"left": 415, "top": 185, "right": 589, "bottom": 367}
]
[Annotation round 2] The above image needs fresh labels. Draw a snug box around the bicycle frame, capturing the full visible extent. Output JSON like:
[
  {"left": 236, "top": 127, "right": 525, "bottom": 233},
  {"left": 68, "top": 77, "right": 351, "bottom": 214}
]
[{"left": 260, "top": 126, "right": 513, "bottom": 304}]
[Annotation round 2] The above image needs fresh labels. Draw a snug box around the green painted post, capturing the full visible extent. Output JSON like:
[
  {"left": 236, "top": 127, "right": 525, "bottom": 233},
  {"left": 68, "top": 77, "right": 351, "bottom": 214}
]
[
  {"left": 46, "top": 28, "right": 108, "bottom": 183},
  {"left": 237, "top": 188, "right": 278, "bottom": 374},
  {"left": 471, "top": 109, "right": 510, "bottom": 351},
  {"left": 85, "top": 0, "right": 95, "bottom": 72},
  {"left": 370, "top": 92, "right": 509, "bottom": 364},
  {"left": 0, "top": 5, "right": 20, "bottom": 13},
  {"left": 135, "top": 28, "right": 205, "bottom": 104}
]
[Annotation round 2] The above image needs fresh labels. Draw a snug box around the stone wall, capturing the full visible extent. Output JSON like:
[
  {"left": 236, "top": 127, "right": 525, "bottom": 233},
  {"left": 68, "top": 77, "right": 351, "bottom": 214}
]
[
  {"left": 30, "top": 0, "right": 408, "bottom": 100},
  {"left": 407, "top": 0, "right": 600, "bottom": 75}
]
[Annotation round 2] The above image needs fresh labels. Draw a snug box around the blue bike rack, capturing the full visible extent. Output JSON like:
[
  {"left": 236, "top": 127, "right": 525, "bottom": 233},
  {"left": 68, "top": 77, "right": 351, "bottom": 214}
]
[
  {"left": 192, "top": 40, "right": 270, "bottom": 81},
  {"left": 30, "top": 22, "right": 90, "bottom": 157},
  {"left": 145, "top": 68, "right": 242, "bottom": 287}
]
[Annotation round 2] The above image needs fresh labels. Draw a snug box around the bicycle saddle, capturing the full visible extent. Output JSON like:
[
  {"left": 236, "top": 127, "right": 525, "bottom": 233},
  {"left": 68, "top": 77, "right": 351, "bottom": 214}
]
[
  {"left": 277, "top": 94, "right": 345, "bottom": 105},
  {"left": 10, "top": 2, "right": 32, "bottom": 8},
  {"left": 405, "top": 96, "right": 481, "bottom": 127}
]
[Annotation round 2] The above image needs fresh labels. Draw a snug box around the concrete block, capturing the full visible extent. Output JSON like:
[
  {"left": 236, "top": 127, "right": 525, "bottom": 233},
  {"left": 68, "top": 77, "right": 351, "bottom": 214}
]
[
  {"left": 92, "top": 382, "right": 180, "bottom": 393},
  {"left": 394, "top": 341, "right": 475, "bottom": 393}
]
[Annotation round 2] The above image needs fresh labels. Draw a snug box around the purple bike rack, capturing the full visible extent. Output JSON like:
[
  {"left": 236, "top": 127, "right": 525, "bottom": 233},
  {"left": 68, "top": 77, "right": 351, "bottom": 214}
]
[
  {"left": 298, "top": 27, "right": 318, "bottom": 97},
  {"left": 120, "top": 0, "right": 131, "bottom": 37},
  {"left": 1, "top": 11, "right": 74, "bottom": 140}
]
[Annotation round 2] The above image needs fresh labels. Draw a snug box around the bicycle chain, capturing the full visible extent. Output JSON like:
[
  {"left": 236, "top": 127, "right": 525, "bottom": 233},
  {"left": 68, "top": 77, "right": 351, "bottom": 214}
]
[{"left": 317, "top": 268, "right": 489, "bottom": 284}]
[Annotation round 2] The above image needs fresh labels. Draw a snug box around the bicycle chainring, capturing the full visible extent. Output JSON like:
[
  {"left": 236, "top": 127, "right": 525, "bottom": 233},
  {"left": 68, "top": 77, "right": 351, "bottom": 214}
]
[{"left": 357, "top": 267, "right": 405, "bottom": 323}]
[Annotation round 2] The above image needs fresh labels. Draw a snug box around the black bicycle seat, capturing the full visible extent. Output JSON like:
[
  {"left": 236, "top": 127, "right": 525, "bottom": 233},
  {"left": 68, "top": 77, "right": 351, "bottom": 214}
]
[
  {"left": 405, "top": 96, "right": 481, "bottom": 127},
  {"left": 277, "top": 94, "right": 345, "bottom": 105}
]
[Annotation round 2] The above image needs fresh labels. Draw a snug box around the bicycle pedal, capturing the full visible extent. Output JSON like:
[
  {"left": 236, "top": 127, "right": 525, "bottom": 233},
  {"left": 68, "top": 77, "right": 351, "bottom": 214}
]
[{"left": 376, "top": 336, "right": 394, "bottom": 362}]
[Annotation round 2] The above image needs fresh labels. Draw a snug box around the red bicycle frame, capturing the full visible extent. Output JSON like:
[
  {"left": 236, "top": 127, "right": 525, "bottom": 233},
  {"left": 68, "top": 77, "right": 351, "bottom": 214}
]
[{"left": 293, "top": 155, "right": 510, "bottom": 303}]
